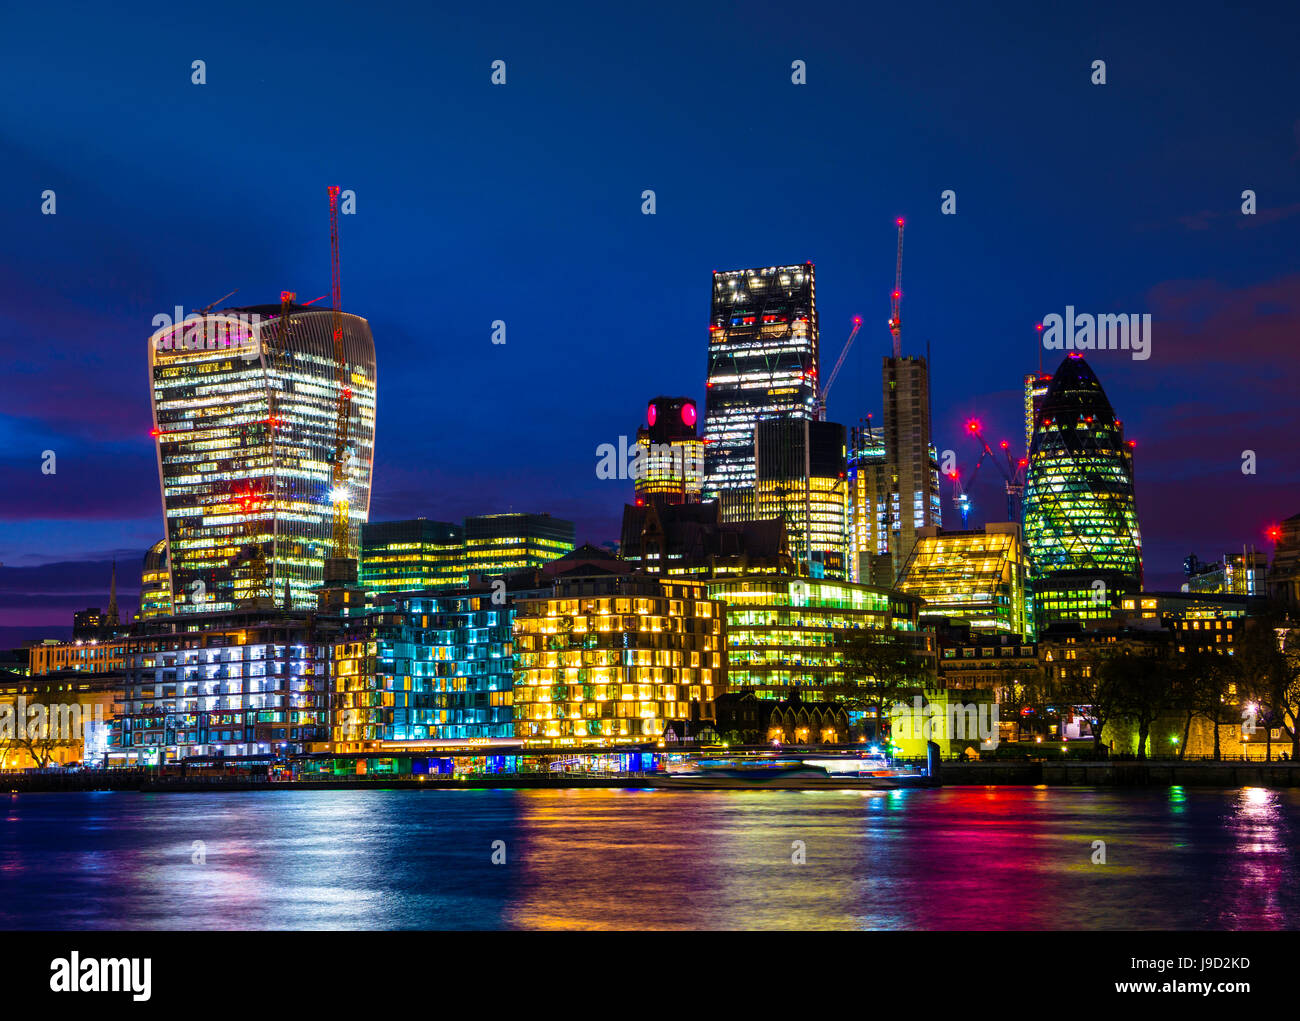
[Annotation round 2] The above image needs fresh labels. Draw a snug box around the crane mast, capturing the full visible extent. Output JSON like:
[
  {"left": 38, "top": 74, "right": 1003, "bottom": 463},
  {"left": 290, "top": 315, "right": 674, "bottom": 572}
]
[
  {"left": 887, "top": 218, "right": 904, "bottom": 358},
  {"left": 327, "top": 186, "right": 353, "bottom": 562}
]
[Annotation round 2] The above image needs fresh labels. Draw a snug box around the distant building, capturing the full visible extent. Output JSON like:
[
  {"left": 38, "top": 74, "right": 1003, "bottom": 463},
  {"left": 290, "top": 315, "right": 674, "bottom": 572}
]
[
  {"left": 1268, "top": 513, "right": 1300, "bottom": 608},
  {"left": 704, "top": 264, "right": 819, "bottom": 497},
  {"left": 754, "top": 418, "right": 849, "bottom": 579},
  {"left": 847, "top": 420, "right": 891, "bottom": 586},
  {"left": 463, "top": 513, "right": 575, "bottom": 578},
  {"left": 878, "top": 354, "right": 942, "bottom": 581},
  {"left": 148, "top": 302, "right": 378, "bottom": 613},
  {"left": 0, "top": 670, "right": 122, "bottom": 768},
  {"left": 512, "top": 552, "right": 724, "bottom": 747},
  {"left": 1023, "top": 354, "right": 1142, "bottom": 629},
  {"left": 620, "top": 500, "right": 793, "bottom": 577},
  {"left": 360, "top": 518, "right": 466, "bottom": 595},
  {"left": 1023, "top": 371, "right": 1052, "bottom": 453},
  {"left": 897, "top": 523, "right": 1031, "bottom": 637},
  {"left": 1183, "top": 551, "right": 1267, "bottom": 596},
  {"left": 138, "top": 540, "right": 172, "bottom": 619},
  {"left": 30, "top": 638, "right": 128, "bottom": 675},
  {"left": 634, "top": 396, "right": 704, "bottom": 506}
]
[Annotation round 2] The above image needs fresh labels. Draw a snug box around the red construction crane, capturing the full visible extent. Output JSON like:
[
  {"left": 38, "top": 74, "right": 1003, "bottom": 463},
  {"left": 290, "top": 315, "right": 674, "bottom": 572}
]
[
  {"left": 327, "top": 186, "right": 353, "bottom": 561},
  {"left": 816, "top": 316, "right": 861, "bottom": 420},
  {"left": 887, "top": 217, "right": 904, "bottom": 358}
]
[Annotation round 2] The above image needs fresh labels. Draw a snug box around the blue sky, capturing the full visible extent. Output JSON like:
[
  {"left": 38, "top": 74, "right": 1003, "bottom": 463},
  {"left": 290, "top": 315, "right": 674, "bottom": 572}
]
[{"left": 2, "top": 0, "right": 1298, "bottom": 637}]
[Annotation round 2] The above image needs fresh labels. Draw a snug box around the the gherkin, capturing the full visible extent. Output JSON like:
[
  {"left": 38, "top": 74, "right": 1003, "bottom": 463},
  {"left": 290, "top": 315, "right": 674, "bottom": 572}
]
[{"left": 1023, "top": 354, "right": 1142, "bottom": 627}]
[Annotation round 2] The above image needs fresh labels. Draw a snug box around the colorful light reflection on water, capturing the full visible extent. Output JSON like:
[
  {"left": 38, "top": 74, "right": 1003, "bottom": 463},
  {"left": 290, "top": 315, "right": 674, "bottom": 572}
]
[{"left": 1, "top": 786, "right": 1297, "bottom": 930}]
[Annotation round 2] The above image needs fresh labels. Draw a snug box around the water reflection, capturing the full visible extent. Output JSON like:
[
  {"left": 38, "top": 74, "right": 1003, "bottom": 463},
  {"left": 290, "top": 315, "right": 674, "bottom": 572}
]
[{"left": 1, "top": 787, "right": 1297, "bottom": 930}]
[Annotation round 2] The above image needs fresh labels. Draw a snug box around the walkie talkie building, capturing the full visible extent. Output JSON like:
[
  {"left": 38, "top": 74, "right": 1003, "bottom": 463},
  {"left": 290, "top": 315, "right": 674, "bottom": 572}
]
[
  {"left": 704, "top": 264, "right": 819, "bottom": 496},
  {"left": 148, "top": 304, "right": 377, "bottom": 613}
]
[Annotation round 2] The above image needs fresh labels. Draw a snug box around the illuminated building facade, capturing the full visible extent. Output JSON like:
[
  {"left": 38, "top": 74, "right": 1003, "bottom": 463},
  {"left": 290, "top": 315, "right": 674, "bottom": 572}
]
[
  {"left": 897, "top": 523, "right": 1031, "bottom": 637},
  {"left": 1183, "top": 551, "right": 1267, "bottom": 597},
  {"left": 29, "top": 639, "right": 129, "bottom": 675},
  {"left": 360, "top": 518, "right": 466, "bottom": 595},
  {"left": 847, "top": 421, "right": 890, "bottom": 585},
  {"left": 1023, "top": 354, "right": 1142, "bottom": 629},
  {"left": 879, "top": 355, "right": 942, "bottom": 580},
  {"left": 1270, "top": 512, "right": 1300, "bottom": 608},
  {"left": 139, "top": 540, "right": 172, "bottom": 619},
  {"left": 705, "top": 574, "right": 923, "bottom": 701},
  {"left": 1024, "top": 372, "right": 1052, "bottom": 452},
  {"left": 0, "top": 671, "right": 121, "bottom": 769},
  {"left": 635, "top": 396, "right": 704, "bottom": 506},
  {"left": 754, "top": 418, "right": 849, "bottom": 579},
  {"left": 110, "top": 610, "right": 332, "bottom": 765},
  {"left": 512, "top": 573, "right": 724, "bottom": 747},
  {"left": 148, "top": 303, "right": 378, "bottom": 614},
  {"left": 331, "top": 587, "right": 540, "bottom": 748},
  {"left": 464, "top": 513, "right": 575, "bottom": 578},
  {"left": 704, "top": 264, "right": 819, "bottom": 496}
]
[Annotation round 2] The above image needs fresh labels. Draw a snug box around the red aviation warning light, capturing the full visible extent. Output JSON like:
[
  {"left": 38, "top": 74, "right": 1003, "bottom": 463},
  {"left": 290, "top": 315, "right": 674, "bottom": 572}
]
[{"left": 1266, "top": 525, "right": 1282, "bottom": 542}]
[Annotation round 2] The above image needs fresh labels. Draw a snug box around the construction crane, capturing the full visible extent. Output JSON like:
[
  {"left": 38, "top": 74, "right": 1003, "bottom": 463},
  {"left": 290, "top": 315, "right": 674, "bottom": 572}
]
[
  {"left": 327, "top": 186, "right": 353, "bottom": 563},
  {"left": 887, "top": 218, "right": 904, "bottom": 358},
  {"left": 954, "top": 419, "right": 1029, "bottom": 524},
  {"left": 816, "top": 316, "right": 861, "bottom": 420}
]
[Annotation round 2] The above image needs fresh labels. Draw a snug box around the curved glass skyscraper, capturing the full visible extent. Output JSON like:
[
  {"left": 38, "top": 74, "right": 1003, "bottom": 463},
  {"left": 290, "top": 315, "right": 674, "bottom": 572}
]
[
  {"left": 149, "top": 304, "right": 377, "bottom": 613},
  {"left": 1023, "top": 354, "right": 1141, "bottom": 627}
]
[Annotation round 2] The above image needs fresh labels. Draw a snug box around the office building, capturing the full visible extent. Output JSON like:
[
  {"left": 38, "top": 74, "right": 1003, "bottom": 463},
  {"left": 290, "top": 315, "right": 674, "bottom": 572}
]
[
  {"left": 1024, "top": 372, "right": 1052, "bottom": 452},
  {"left": 847, "top": 420, "right": 891, "bottom": 586},
  {"left": 703, "top": 264, "right": 819, "bottom": 496},
  {"left": 897, "top": 523, "right": 1031, "bottom": 637},
  {"left": 463, "top": 513, "right": 574, "bottom": 577},
  {"left": 512, "top": 559, "right": 724, "bottom": 747},
  {"left": 620, "top": 500, "right": 793, "bottom": 577},
  {"left": 148, "top": 302, "right": 378, "bottom": 614},
  {"left": 139, "top": 540, "right": 172, "bottom": 619},
  {"left": 1022, "top": 354, "right": 1142, "bottom": 629},
  {"left": 360, "top": 519, "right": 466, "bottom": 595},
  {"left": 705, "top": 574, "right": 925, "bottom": 702},
  {"left": 754, "top": 418, "right": 849, "bottom": 579},
  {"left": 634, "top": 396, "right": 704, "bottom": 506},
  {"left": 1270, "top": 512, "right": 1300, "bottom": 607}
]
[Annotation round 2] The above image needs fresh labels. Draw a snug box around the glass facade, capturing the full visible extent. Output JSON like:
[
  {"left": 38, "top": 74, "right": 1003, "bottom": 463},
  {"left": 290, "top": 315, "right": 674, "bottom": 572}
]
[
  {"left": 754, "top": 418, "right": 848, "bottom": 579},
  {"left": 148, "top": 305, "right": 377, "bottom": 614},
  {"left": 897, "top": 524, "right": 1031, "bottom": 637},
  {"left": 332, "top": 592, "right": 522, "bottom": 745},
  {"left": 463, "top": 513, "right": 574, "bottom": 577},
  {"left": 704, "top": 265, "right": 818, "bottom": 495},
  {"left": 705, "top": 574, "right": 921, "bottom": 700},
  {"left": 512, "top": 576, "right": 723, "bottom": 747},
  {"left": 1023, "top": 354, "right": 1142, "bottom": 630},
  {"left": 359, "top": 519, "right": 466, "bottom": 595}
]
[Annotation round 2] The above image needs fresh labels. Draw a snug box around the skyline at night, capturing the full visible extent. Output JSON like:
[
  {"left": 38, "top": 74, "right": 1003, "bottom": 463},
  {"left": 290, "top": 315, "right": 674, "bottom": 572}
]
[{"left": 3, "top": 0, "right": 1299, "bottom": 640}]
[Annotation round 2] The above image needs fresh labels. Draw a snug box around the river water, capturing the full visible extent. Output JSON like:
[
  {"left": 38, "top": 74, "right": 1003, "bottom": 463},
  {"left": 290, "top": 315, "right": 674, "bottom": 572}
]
[{"left": 2, "top": 786, "right": 1296, "bottom": 929}]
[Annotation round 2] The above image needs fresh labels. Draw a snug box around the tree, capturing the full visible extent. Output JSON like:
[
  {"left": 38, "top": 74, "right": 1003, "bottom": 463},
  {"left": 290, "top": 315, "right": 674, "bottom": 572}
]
[
  {"left": 829, "top": 628, "right": 935, "bottom": 741},
  {"left": 998, "top": 661, "right": 1048, "bottom": 742},
  {"left": 1105, "top": 651, "right": 1177, "bottom": 761},
  {"left": 1234, "top": 612, "right": 1294, "bottom": 761}
]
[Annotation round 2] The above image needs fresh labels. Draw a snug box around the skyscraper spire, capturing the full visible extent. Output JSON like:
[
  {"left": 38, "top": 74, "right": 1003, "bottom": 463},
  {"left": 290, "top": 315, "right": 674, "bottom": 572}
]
[{"left": 106, "top": 560, "right": 119, "bottom": 626}]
